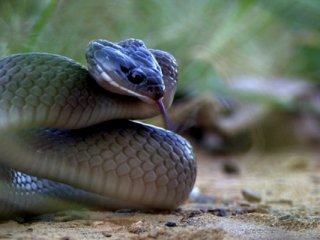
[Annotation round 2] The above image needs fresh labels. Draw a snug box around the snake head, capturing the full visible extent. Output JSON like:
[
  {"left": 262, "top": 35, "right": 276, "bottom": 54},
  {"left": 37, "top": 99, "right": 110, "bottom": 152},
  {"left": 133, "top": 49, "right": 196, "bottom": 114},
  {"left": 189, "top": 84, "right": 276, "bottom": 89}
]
[{"left": 86, "top": 39, "right": 165, "bottom": 104}]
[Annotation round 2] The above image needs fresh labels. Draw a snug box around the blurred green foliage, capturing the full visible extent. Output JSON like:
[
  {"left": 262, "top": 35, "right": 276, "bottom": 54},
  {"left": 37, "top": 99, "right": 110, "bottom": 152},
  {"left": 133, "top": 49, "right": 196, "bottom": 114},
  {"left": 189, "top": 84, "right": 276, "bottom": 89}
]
[{"left": 0, "top": 0, "right": 319, "bottom": 96}]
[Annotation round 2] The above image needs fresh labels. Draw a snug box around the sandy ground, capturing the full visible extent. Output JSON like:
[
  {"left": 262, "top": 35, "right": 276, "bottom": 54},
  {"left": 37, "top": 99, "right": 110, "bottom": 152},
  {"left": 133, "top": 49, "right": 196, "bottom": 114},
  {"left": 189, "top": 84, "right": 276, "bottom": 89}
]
[{"left": 0, "top": 149, "right": 319, "bottom": 240}]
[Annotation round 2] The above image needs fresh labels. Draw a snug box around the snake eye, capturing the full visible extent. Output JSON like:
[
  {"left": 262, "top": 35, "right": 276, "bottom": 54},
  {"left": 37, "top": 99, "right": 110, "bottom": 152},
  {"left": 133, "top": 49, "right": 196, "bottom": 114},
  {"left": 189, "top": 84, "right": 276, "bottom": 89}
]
[{"left": 128, "top": 70, "right": 145, "bottom": 84}]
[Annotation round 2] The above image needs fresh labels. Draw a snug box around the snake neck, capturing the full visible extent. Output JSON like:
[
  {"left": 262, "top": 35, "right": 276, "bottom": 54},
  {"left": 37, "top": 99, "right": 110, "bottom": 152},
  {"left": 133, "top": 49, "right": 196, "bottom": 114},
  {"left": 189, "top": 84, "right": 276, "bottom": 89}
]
[{"left": 0, "top": 53, "right": 170, "bottom": 130}]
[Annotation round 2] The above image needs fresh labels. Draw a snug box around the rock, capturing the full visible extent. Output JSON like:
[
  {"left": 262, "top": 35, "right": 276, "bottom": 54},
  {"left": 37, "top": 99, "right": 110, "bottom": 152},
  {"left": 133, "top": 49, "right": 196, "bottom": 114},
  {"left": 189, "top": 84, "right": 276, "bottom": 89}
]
[
  {"left": 165, "top": 221, "right": 177, "bottom": 227},
  {"left": 223, "top": 160, "right": 240, "bottom": 174},
  {"left": 241, "top": 188, "right": 262, "bottom": 202}
]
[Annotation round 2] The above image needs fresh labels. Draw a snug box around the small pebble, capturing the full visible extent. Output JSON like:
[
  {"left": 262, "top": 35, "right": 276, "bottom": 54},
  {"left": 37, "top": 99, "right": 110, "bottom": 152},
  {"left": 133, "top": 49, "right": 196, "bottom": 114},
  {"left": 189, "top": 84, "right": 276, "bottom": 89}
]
[
  {"left": 266, "top": 199, "right": 293, "bottom": 206},
  {"left": 255, "top": 205, "right": 270, "bottom": 214},
  {"left": 189, "top": 186, "right": 201, "bottom": 200},
  {"left": 194, "top": 195, "right": 216, "bottom": 204},
  {"left": 207, "top": 208, "right": 228, "bottom": 217},
  {"left": 278, "top": 199, "right": 293, "bottom": 205},
  {"left": 189, "top": 186, "right": 215, "bottom": 203},
  {"left": 241, "top": 188, "right": 262, "bottom": 203},
  {"left": 128, "top": 220, "right": 147, "bottom": 234},
  {"left": 165, "top": 221, "right": 177, "bottom": 227},
  {"left": 310, "top": 175, "right": 320, "bottom": 184},
  {"left": 279, "top": 214, "right": 294, "bottom": 221},
  {"left": 187, "top": 210, "right": 202, "bottom": 218},
  {"left": 102, "top": 232, "right": 112, "bottom": 237},
  {"left": 0, "top": 235, "right": 12, "bottom": 239},
  {"left": 287, "top": 156, "right": 307, "bottom": 170},
  {"left": 60, "top": 237, "right": 71, "bottom": 240},
  {"left": 91, "top": 221, "right": 104, "bottom": 227},
  {"left": 114, "top": 208, "right": 136, "bottom": 214},
  {"left": 239, "top": 201, "right": 251, "bottom": 207},
  {"left": 223, "top": 160, "right": 240, "bottom": 174}
]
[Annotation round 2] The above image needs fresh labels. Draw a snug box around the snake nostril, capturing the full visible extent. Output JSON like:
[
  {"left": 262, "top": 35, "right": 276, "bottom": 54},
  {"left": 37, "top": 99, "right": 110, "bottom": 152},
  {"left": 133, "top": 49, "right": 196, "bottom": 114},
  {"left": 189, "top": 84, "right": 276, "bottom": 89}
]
[{"left": 148, "top": 86, "right": 164, "bottom": 100}]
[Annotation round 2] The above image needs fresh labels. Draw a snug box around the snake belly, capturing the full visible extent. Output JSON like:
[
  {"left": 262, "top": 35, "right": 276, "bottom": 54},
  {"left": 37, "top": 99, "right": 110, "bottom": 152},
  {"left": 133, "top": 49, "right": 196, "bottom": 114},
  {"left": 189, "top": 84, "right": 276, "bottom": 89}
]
[{"left": 0, "top": 53, "right": 196, "bottom": 218}]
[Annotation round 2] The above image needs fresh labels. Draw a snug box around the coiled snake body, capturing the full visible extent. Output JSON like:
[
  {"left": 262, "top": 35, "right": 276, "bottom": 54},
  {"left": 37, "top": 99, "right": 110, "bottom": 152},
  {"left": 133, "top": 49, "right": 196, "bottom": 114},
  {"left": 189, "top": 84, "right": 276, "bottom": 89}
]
[{"left": 0, "top": 39, "right": 196, "bottom": 219}]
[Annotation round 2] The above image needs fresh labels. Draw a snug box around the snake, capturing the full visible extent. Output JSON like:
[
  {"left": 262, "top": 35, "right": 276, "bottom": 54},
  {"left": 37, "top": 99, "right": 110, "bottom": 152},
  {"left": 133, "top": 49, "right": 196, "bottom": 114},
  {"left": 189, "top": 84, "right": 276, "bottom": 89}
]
[{"left": 0, "top": 39, "right": 196, "bottom": 219}]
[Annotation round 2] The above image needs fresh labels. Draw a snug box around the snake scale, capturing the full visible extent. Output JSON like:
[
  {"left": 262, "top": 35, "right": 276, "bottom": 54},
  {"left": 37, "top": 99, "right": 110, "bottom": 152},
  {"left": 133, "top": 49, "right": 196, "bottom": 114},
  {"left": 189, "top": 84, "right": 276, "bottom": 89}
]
[{"left": 0, "top": 39, "right": 196, "bottom": 219}]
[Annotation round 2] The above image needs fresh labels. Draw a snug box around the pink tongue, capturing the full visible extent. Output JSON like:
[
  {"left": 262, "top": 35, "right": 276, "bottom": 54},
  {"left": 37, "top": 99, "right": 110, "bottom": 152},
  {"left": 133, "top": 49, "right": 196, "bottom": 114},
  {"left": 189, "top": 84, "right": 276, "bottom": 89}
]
[{"left": 156, "top": 99, "right": 174, "bottom": 131}]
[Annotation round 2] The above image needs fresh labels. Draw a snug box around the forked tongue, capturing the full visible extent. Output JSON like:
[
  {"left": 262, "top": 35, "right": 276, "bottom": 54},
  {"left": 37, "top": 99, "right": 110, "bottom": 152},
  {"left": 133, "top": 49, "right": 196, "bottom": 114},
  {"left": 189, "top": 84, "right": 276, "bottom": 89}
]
[{"left": 156, "top": 99, "right": 175, "bottom": 131}]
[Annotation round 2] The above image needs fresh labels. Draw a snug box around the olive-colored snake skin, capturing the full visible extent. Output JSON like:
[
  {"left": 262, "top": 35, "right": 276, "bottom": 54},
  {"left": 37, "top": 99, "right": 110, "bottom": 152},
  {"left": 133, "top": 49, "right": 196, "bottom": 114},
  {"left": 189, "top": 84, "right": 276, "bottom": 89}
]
[{"left": 0, "top": 39, "right": 196, "bottom": 219}]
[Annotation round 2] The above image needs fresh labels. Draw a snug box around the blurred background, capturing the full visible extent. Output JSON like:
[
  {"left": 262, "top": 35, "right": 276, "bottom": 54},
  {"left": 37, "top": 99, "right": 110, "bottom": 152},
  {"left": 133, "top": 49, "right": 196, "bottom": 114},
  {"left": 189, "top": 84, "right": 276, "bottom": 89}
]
[{"left": 1, "top": 0, "right": 319, "bottom": 152}]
